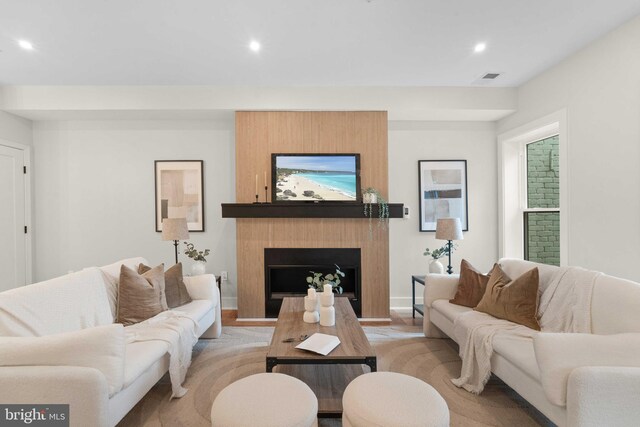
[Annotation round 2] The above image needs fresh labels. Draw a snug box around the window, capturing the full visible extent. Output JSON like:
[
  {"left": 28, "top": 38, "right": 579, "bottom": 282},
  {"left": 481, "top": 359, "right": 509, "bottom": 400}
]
[
  {"left": 499, "top": 110, "right": 566, "bottom": 266},
  {"left": 523, "top": 135, "right": 560, "bottom": 266}
]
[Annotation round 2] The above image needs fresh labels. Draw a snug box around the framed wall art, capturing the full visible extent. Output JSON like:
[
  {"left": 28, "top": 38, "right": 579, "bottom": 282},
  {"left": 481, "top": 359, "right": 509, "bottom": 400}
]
[
  {"left": 418, "top": 160, "right": 468, "bottom": 232},
  {"left": 155, "top": 160, "right": 205, "bottom": 232}
]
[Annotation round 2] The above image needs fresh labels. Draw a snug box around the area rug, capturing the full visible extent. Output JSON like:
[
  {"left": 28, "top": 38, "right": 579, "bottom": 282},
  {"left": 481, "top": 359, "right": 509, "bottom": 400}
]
[{"left": 118, "top": 325, "right": 552, "bottom": 426}]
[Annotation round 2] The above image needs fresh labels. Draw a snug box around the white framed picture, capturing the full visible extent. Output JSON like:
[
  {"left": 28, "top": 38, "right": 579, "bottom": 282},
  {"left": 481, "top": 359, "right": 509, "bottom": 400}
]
[
  {"left": 155, "top": 160, "right": 204, "bottom": 232},
  {"left": 418, "top": 160, "right": 468, "bottom": 232}
]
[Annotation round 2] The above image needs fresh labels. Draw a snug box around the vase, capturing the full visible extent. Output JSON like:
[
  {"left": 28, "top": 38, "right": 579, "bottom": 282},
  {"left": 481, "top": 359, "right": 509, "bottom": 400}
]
[
  {"left": 191, "top": 261, "right": 206, "bottom": 276},
  {"left": 363, "top": 193, "right": 377, "bottom": 204},
  {"left": 429, "top": 259, "right": 444, "bottom": 274}
]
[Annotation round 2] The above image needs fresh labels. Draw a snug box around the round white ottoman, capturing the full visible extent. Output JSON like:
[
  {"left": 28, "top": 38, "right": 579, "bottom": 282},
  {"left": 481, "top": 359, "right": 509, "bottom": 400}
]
[
  {"left": 211, "top": 373, "right": 318, "bottom": 427},
  {"left": 342, "top": 372, "right": 449, "bottom": 427}
]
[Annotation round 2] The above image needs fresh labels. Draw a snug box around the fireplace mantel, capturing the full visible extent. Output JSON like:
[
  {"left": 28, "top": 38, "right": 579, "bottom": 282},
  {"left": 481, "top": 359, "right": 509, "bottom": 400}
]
[{"left": 221, "top": 202, "right": 404, "bottom": 219}]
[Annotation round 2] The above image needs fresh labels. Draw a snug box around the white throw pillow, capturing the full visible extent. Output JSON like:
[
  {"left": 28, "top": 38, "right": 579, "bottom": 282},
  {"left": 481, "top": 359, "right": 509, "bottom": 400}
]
[
  {"left": 0, "top": 324, "right": 126, "bottom": 396},
  {"left": 534, "top": 332, "right": 640, "bottom": 406}
]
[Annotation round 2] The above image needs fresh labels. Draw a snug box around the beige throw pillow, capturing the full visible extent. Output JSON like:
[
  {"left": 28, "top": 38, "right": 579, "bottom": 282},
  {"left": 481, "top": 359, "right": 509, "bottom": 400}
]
[
  {"left": 449, "top": 259, "right": 494, "bottom": 308},
  {"left": 138, "top": 262, "right": 192, "bottom": 308},
  {"left": 474, "top": 264, "right": 541, "bottom": 330},
  {"left": 117, "top": 264, "right": 166, "bottom": 326}
]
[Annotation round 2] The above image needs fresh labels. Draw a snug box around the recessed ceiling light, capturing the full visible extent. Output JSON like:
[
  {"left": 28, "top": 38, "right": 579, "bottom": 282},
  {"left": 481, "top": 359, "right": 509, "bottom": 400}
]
[
  {"left": 474, "top": 42, "right": 487, "bottom": 53},
  {"left": 249, "top": 40, "right": 261, "bottom": 52},
  {"left": 18, "top": 40, "right": 34, "bottom": 51}
]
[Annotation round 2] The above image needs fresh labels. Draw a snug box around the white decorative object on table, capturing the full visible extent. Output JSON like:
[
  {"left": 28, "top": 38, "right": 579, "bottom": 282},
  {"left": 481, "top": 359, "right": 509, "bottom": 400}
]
[
  {"left": 303, "top": 289, "right": 320, "bottom": 323},
  {"left": 191, "top": 260, "right": 206, "bottom": 276},
  {"left": 320, "top": 285, "right": 336, "bottom": 327},
  {"left": 429, "top": 259, "right": 444, "bottom": 274}
]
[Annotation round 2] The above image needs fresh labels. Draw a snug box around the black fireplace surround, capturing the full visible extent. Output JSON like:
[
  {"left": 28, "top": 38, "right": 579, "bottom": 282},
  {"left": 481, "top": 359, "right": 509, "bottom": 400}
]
[{"left": 264, "top": 248, "right": 361, "bottom": 318}]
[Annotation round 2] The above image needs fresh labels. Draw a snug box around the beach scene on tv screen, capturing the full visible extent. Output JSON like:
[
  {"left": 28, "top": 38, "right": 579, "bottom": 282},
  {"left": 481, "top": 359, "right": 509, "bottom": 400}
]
[{"left": 275, "top": 155, "right": 357, "bottom": 201}]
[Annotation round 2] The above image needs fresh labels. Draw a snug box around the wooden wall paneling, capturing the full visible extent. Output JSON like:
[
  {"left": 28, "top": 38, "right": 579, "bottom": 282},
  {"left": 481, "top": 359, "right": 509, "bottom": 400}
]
[{"left": 235, "top": 111, "right": 389, "bottom": 318}]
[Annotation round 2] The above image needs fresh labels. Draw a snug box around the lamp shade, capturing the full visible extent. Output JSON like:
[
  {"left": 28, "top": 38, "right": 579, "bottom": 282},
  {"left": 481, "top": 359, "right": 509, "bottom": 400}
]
[
  {"left": 161, "top": 218, "right": 189, "bottom": 241},
  {"left": 435, "top": 218, "right": 464, "bottom": 241}
]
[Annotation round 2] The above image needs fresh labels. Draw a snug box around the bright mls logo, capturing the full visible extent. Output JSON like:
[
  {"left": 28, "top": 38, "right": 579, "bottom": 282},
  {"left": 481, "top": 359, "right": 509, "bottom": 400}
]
[{"left": 0, "top": 405, "right": 69, "bottom": 426}]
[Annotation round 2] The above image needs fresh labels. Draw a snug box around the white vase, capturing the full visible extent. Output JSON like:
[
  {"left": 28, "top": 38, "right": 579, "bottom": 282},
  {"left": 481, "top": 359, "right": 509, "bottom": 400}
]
[
  {"left": 191, "top": 261, "right": 206, "bottom": 276},
  {"left": 429, "top": 259, "right": 444, "bottom": 274},
  {"left": 363, "top": 193, "right": 377, "bottom": 204}
]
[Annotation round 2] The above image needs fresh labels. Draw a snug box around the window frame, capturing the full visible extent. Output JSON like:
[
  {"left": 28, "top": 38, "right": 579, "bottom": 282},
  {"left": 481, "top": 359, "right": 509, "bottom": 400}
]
[{"left": 498, "top": 110, "right": 568, "bottom": 266}]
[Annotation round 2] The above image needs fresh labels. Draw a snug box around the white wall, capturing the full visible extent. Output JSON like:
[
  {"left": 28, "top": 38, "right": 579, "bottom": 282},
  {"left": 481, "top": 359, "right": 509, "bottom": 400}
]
[
  {"left": 32, "top": 120, "right": 238, "bottom": 307},
  {"left": 498, "top": 14, "right": 640, "bottom": 280},
  {"left": 30, "top": 118, "right": 498, "bottom": 312},
  {"left": 389, "top": 121, "right": 498, "bottom": 309},
  {"left": 0, "top": 111, "right": 32, "bottom": 145}
]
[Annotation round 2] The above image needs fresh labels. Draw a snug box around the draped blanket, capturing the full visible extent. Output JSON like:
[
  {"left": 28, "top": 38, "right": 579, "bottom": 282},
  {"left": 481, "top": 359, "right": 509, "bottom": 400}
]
[
  {"left": 125, "top": 310, "right": 198, "bottom": 398},
  {"left": 452, "top": 266, "right": 601, "bottom": 394}
]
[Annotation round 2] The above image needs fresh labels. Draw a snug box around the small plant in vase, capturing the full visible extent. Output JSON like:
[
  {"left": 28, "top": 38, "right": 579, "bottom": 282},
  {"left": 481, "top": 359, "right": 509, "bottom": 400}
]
[
  {"left": 362, "top": 187, "right": 389, "bottom": 237},
  {"left": 183, "top": 242, "right": 211, "bottom": 276},
  {"left": 306, "top": 264, "right": 345, "bottom": 294},
  {"left": 423, "top": 244, "right": 456, "bottom": 274}
]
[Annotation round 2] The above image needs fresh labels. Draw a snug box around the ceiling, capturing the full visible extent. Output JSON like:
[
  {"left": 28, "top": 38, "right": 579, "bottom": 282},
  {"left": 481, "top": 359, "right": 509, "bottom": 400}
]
[{"left": 1, "top": 0, "right": 639, "bottom": 87}]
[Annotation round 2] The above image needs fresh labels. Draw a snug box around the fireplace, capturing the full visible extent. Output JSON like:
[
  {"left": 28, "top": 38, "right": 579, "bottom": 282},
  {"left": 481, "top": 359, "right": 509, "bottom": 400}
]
[{"left": 264, "top": 248, "right": 361, "bottom": 318}]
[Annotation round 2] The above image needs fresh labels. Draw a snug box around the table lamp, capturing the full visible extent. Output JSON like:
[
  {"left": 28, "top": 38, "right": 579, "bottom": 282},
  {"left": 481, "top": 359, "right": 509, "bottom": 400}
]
[
  {"left": 435, "top": 218, "right": 464, "bottom": 274},
  {"left": 162, "top": 218, "right": 190, "bottom": 264}
]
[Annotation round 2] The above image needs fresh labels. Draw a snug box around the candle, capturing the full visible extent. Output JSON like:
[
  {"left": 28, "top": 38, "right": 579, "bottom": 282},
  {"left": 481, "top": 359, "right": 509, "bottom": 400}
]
[
  {"left": 323, "top": 284, "right": 332, "bottom": 294},
  {"left": 307, "top": 288, "right": 316, "bottom": 298},
  {"left": 264, "top": 171, "right": 267, "bottom": 187},
  {"left": 255, "top": 174, "right": 258, "bottom": 195}
]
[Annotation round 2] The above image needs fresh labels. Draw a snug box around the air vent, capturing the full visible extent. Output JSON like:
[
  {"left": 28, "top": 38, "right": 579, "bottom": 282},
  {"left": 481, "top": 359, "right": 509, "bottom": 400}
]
[{"left": 481, "top": 73, "right": 501, "bottom": 80}]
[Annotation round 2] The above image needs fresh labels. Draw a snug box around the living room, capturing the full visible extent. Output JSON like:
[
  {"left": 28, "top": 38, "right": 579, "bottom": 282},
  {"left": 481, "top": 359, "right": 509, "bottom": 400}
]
[{"left": 1, "top": 1, "right": 640, "bottom": 426}]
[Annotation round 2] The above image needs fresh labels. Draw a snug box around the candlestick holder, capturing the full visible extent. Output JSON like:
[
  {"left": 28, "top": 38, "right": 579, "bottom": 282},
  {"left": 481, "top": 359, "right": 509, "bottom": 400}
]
[
  {"left": 264, "top": 185, "right": 268, "bottom": 203},
  {"left": 254, "top": 194, "right": 259, "bottom": 204},
  {"left": 320, "top": 292, "right": 335, "bottom": 326},
  {"left": 303, "top": 296, "right": 320, "bottom": 323}
]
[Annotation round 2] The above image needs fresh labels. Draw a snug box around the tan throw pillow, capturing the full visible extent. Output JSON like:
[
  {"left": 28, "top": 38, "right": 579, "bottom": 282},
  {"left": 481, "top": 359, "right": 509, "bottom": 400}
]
[
  {"left": 117, "top": 264, "right": 166, "bottom": 326},
  {"left": 450, "top": 259, "right": 493, "bottom": 308},
  {"left": 139, "top": 262, "right": 192, "bottom": 308},
  {"left": 474, "top": 264, "right": 541, "bottom": 330}
]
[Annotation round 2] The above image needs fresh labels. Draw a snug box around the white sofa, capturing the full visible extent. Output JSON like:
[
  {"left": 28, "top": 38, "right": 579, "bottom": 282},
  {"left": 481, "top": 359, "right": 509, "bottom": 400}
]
[
  {"left": 423, "top": 258, "right": 640, "bottom": 427},
  {"left": 0, "top": 257, "right": 222, "bottom": 427}
]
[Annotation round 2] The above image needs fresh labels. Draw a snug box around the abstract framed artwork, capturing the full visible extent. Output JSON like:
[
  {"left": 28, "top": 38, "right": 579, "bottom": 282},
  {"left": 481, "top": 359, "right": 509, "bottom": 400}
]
[
  {"left": 418, "top": 160, "right": 468, "bottom": 232},
  {"left": 155, "top": 160, "right": 205, "bottom": 232}
]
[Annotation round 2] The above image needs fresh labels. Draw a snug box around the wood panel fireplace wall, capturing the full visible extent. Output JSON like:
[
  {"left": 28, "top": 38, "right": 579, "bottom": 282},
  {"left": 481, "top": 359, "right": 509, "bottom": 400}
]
[{"left": 235, "top": 111, "right": 390, "bottom": 318}]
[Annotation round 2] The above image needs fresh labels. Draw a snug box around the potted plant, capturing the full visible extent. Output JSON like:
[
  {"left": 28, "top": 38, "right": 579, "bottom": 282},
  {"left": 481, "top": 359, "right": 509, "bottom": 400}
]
[
  {"left": 183, "top": 242, "right": 211, "bottom": 276},
  {"left": 306, "top": 265, "right": 345, "bottom": 294},
  {"left": 362, "top": 187, "right": 389, "bottom": 237},
  {"left": 423, "top": 244, "right": 455, "bottom": 274}
]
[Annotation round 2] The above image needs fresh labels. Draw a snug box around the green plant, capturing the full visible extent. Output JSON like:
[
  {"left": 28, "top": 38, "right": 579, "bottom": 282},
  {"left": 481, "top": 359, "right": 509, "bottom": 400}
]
[
  {"left": 183, "top": 242, "right": 210, "bottom": 262},
  {"left": 423, "top": 244, "right": 456, "bottom": 260},
  {"left": 362, "top": 187, "right": 389, "bottom": 236},
  {"left": 306, "top": 264, "right": 345, "bottom": 294}
]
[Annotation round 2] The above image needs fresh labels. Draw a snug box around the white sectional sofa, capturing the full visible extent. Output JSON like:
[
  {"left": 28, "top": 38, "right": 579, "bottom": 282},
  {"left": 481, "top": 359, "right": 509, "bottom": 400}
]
[
  {"left": 423, "top": 258, "right": 640, "bottom": 427},
  {"left": 0, "top": 257, "right": 222, "bottom": 427}
]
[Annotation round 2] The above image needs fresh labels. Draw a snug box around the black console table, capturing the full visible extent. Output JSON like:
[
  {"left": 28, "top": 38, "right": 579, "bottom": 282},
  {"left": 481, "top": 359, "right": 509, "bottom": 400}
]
[{"left": 411, "top": 275, "right": 426, "bottom": 319}]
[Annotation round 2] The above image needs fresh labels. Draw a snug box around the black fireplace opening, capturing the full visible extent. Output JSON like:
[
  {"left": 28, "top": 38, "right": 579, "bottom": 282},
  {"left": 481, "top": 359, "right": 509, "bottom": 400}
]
[{"left": 265, "top": 248, "right": 361, "bottom": 318}]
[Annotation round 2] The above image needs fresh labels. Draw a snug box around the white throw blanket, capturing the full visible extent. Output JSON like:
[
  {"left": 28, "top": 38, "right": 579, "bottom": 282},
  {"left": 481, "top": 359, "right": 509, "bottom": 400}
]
[
  {"left": 125, "top": 310, "right": 198, "bottom": 398},
  {"left": 538, "top": 267, "right": 601, "bottom": 333},
  {"left": 452, "top": 266, "right": 601, "bottom": 394},
  {"left": 451, "top": 312, "right": 534, "bottom": 393}
]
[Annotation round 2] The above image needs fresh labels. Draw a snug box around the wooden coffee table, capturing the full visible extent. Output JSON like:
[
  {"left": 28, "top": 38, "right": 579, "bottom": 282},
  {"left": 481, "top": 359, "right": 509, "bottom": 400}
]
[{"left": 266, "top": 297, "right": 376, "bottom": 417}]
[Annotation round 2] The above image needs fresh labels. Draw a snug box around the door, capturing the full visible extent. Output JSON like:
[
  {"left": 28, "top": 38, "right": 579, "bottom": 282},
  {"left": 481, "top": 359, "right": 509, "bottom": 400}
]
[{"left": 0, "top": 144, "right": 26, "bottom": 290}]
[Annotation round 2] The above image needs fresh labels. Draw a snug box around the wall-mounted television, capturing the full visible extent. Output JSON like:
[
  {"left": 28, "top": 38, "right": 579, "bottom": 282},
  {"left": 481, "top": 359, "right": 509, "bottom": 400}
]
[{"left": 272, "top": 153, "right": 361, "bottom": 203}]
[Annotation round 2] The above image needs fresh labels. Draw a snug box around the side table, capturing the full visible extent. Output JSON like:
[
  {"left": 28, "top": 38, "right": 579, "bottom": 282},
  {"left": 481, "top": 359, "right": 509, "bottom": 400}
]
[{"left": 411, "top": 275, "right": 425, "bottom": 319}]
